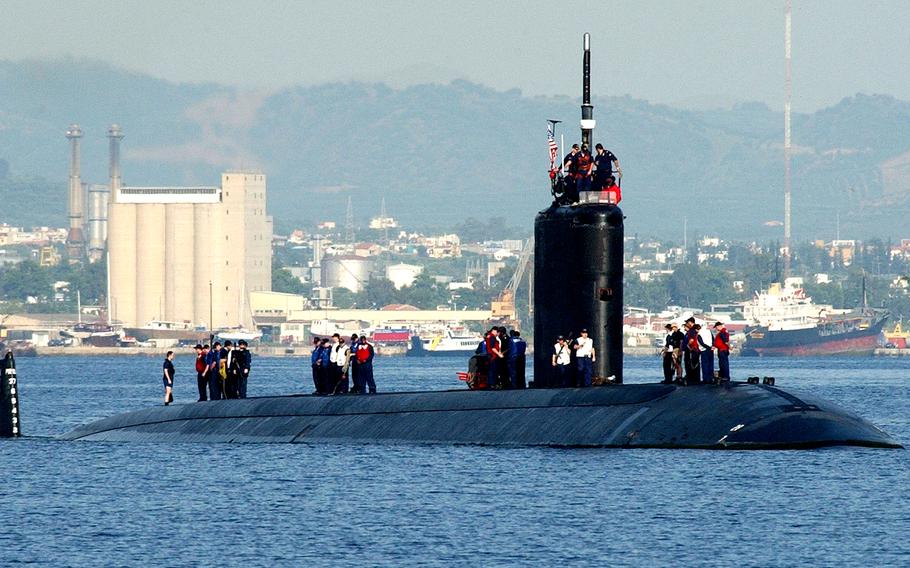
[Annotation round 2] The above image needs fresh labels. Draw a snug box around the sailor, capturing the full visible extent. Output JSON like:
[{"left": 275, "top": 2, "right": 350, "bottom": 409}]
[
  {"left": 713, "top": 322, "right": 731, "bottom": 381},
  {"left": 350, "top": 334, "right": 362, "bottom": 393},
  {"left": 696, "top": 324, "right": 715, "bottom": 384},
  {"left": 237, "top": 339, "right": 252, "bottom": 398},
  {"left": 329, "top": 334, "right": 348, "bottom": 394},
  {"left": 319, "top": 338, "right": 332, "bottom": 393},
  {"left": 575, "top": 144, "right": 594, "bottom": 194},
  {"left": 162, "top": 350, "right": 175, "bottom": 406},
  {"left": 551, "top": 336, "right": 572, "bottom": 387},
  {"left": 497, "top": 326, "right": 511, "bottom": 388},
  {"left": 592, "top": 143, "right": 621, "bottom": 191},
  {"left": 602, "top": 175, "right": 622, "bottom": 204},
  {"left": 661, "top": 324, "right": 675, "bottom": 384},
  {"left": 508, "top": 330, "right": 527, "bottom": 389},
  {"left": 194, "top": 344, "right": 209, "bottom": 401},
  {"left": 682, "top": 319, "right": 700, "bottom": 385},
  {"left": 485, "top": 327, "right": 503, "bottom": 389},
  {"left": 573, "top": 328, "right": 596, "bottom": 387},
  {"left": 310, "top": 337, "right": 324, "bottom": 394},
  {"left": 355, "top": 335, "right": 377, "bottom": 394},
  {"left": 669, "top": 323, "right": 685, "bottom": 383},
  {"left": 222, "top": 340, "right": 239, "bottom": 399},
  {"left": 563, "top": 144, "right": 580, "bottom": 203},
  {"left": 206, "top": 341, "right": 223, "bottom": 400}
]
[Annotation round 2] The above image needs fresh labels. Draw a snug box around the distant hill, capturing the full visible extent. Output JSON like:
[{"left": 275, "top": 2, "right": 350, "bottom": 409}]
[{"left": 1, "top": 58, "right": 910, "bottom": 239}]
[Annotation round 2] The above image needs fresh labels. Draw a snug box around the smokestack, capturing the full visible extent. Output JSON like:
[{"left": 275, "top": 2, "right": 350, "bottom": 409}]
[
  {"left": 65, "top": 124, "right": 85, "bottom": 261},
  {"left": 108, "top": 124, "right": 124, "bottom": 200},
  {"left": 580, "top": 33, "right": 595, "bottom": 148}
]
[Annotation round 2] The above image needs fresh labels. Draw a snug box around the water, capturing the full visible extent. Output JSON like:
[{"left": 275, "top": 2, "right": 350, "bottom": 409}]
[{"left": 2, "top": 355, "right": 909, "bottom": 566}]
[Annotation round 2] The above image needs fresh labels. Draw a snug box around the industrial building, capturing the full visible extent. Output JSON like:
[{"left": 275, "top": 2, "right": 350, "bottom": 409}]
[
  {"left": 79, "top": 125, "right": 274, "bottom": 329},
  {"left": 108, "top": 171, "right": 273, "bottom": 329}
]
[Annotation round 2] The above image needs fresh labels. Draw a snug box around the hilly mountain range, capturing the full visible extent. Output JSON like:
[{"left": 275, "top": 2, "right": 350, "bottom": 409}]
[{"left": 2, "top": 58, "right": 910, "bottom": 240}]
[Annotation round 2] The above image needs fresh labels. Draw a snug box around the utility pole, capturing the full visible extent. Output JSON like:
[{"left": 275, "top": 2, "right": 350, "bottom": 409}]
[{"left": 783, "top": 0, "right": 793, "bottom": 278}]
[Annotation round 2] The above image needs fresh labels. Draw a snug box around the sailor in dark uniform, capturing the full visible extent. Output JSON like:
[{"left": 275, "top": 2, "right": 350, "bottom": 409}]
[{"left": 593, "top": 143, "right": 621, "bottom": 191}]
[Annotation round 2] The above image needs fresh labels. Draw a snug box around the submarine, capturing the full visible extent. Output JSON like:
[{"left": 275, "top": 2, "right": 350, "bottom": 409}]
[{"left": 4, "top": 34, "right": 901, "bottom": 449}]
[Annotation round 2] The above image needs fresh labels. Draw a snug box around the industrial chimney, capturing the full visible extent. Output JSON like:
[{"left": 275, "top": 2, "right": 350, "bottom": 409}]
[
  {"left": 65, "top": 124, "right": 86, "bottom": 261},
  {"left": 108, "top": 124, "right": 124, "bottom": 200}
]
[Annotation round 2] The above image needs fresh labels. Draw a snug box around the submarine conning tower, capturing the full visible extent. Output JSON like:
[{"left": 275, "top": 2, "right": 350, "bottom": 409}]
[{"left": 534, "top": 33, "right": 624, "bottom": 386}]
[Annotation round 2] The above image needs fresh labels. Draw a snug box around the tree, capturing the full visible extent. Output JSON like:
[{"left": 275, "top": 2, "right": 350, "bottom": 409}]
[
  {"left": 666, "top": 264, "right": 735, "bottom": 310},
  {"left": 361, "top": 277, "right": 398, "bottom": 308},
  {"left": 271, "top": 265, "right": 310, "bottom": 296}
]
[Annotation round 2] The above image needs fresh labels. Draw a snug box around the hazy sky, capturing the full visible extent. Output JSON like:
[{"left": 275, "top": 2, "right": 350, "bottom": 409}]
[{"left": 4, "top": 0, "right": 909, "bottom": 111}]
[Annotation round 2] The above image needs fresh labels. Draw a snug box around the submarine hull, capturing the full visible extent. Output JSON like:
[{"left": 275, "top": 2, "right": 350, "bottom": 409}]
[{"left": 59, "top": 383, "right": 901, "bottom": 449}]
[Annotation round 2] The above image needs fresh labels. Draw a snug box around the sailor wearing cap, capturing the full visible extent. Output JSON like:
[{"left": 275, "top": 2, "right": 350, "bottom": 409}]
[
  {"left": 573, "top": 329, "right": 596, "bottom": 387},
  {"left": 551, "top": 336, "right": 572, "bottom": 388}
]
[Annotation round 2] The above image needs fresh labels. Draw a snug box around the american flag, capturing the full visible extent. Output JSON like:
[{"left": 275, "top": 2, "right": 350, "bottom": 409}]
[{"left": 547, "top": 123, "right": 559, "bottom": 167}]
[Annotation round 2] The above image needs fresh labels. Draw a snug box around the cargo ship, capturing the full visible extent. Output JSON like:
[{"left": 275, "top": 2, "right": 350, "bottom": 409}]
[{"left": 741, "top": 282, "right": 887, "bottom": 356}]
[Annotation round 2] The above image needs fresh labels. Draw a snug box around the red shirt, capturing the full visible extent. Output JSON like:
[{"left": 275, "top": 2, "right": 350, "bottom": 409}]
[
  {"left": 713, "top": 329, "right": 730, "bottom": 351},
  {"left": 604, "top": 182, "right": 622, "bottom": 204}
]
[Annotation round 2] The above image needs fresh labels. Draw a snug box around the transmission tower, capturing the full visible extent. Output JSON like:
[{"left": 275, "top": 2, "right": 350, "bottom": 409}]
[{"left": 345, "top": 195, "right": 355, "bottom": 244}]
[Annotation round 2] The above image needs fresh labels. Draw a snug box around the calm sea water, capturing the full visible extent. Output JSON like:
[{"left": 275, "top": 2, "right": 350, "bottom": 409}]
[{"left": 1, "top": 354, "right": 909, "bottom": 567}]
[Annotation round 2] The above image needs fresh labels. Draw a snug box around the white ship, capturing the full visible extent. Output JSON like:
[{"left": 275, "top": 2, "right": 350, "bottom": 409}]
[{"left": 407, "top": 324, "right": 484, "bottom": 357}]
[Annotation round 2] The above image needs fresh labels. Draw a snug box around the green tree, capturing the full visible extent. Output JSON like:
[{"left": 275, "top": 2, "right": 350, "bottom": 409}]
[
  {"left": 667, "top": 263, "right": 735, "bottom": 310},
  {"left": 361, "top": 277, "right": 399, "bottom": 308},
  {"left": 271, "top": 265, "right": 310, "bottom": 296}
]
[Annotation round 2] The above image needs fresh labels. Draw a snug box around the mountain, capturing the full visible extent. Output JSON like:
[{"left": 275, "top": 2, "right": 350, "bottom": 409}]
[{"left": 1, "top": 59, "right": 910, "bottom": 239}]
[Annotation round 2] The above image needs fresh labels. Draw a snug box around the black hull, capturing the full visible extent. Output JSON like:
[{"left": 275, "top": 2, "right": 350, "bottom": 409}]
[
  {"left": 59, "top": 382, "right": 901, "bottom": 449},
  {"left": 742, "top": 316, "right": 887, "bottom": 357}
]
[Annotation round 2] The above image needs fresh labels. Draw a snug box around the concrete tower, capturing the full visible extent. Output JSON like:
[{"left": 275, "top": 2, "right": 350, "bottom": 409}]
[{"left": 65, "top": 124, "right": 86, "bottom": 261}]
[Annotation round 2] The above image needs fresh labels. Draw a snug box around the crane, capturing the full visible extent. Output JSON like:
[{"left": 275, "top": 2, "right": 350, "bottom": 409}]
[{"left": 491, "top": 237, "right": 534, "bottom": 329}]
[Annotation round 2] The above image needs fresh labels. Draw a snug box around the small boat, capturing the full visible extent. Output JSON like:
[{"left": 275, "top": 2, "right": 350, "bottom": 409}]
[
  {"left": 407, "top": 324, "right": 483, "bottom": 357},
  {"left": 124, "top": 320, "right": 209, "bottom": 342},
  {"left": 214, "top": 328, "right": 262, "bottom": 343}
]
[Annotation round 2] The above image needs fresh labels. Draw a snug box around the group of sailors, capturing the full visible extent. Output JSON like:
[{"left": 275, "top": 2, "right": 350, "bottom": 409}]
[
  {"left": 162, "top": 341, "right": 253, "bottom": 405},
  {"left": 554, "top": 143, "right": 623, "bottom": 204},
  {"left": 550, "top": 329, "right": 598, "bottom": 387},
  {"left": 193, "top": 341, "right": 253, "bottom": 401},
  {"left": 661, "top": 318, "right": 730, "bottom": 385},
  {"left": 310, "top": 333, "right": 376, "bottom": 395},
  {"left": 470, "top": 327, "right": 528, "bottom": 389}
]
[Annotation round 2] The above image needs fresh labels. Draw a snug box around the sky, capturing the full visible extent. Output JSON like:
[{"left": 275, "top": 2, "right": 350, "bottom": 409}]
[{"left": 4, "top": 0, "right": 910, "bottom": 112}]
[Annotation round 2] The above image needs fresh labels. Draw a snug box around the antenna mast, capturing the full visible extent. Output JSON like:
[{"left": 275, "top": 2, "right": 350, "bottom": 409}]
[
  {"left": 345, "top": 195, "right": 355, "bottom": 245},
  {"left": 783, "top": 0, "right": 793, "bottom": 278}
]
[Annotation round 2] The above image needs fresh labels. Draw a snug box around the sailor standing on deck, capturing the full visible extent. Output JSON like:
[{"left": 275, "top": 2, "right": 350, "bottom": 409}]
[
  {"left": 195, "top": 344, "right": 209, "bottom": 401},
  {"left": 206, "top": 341, "right": 222, "bottom": 400},
  {"left": 485, "top": 328, "right": 503, "bottom": 389},
  {"left": 162, "top": 350, "right": 175, "bottom": 405},
  {"left": 508, "top": 330, "right": 527, "bottom": 389},
  {"left": 713, "top": 322, "right": 731, "bottom": 381},
  {"left": 350, "top": 334, "right": 362, "bottom": 393},
  {"left": 661, "top": 324, "right": 675, "bottom": 384},
  {"left": 319, "top": 338, "right": 331, "bottom": 394},
  {"left": 237, "top": 339, "right": 252, "bottom": 398},
  {"left": 310, "top": 338, "right": 323, "bottom": 394},
  {"left": 682, "top": 319, "right": 700, "bottom": 385},
  {"left": 552, "top": 336, "right": 572, "bottom": 387},
  {"left": 355, "top": 335, "right": 377, "bottom": 394},
  {"left": 573, "top": 329, "right": 596, "bottom": 387},
  {"left": 697, "top": 324, "right": 715, "bottom": 383}
]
